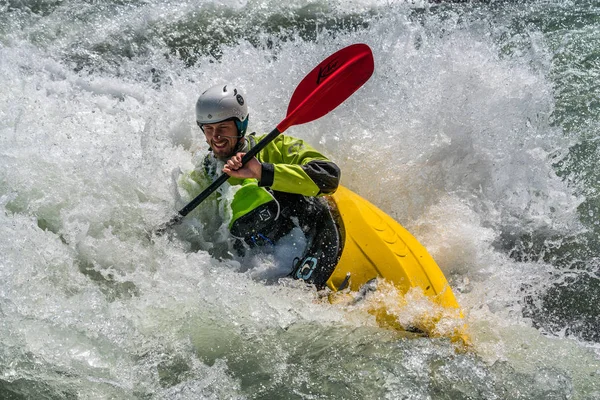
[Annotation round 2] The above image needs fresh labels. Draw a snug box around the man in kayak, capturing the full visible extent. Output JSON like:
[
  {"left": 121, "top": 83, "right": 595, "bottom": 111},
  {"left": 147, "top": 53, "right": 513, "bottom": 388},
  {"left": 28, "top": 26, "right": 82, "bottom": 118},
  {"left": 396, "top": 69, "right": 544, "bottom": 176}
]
[{"left": 182, "top": 83, "right": 342, "bottom": 287}]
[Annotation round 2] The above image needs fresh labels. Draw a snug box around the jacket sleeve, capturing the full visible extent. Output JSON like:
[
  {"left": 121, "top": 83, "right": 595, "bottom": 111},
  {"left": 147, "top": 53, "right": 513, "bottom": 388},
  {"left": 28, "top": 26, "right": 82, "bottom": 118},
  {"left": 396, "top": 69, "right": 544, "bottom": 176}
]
[{"left": 256, "top": 134, "right": 340, "bottom": 196}]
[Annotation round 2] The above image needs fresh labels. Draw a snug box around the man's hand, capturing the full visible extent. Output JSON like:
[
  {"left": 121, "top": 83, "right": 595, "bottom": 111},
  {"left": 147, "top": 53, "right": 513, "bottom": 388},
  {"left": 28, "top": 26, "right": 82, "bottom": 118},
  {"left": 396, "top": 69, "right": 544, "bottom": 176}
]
[{"left": 223, "top": 152, "right": 263, "bottom": 181}]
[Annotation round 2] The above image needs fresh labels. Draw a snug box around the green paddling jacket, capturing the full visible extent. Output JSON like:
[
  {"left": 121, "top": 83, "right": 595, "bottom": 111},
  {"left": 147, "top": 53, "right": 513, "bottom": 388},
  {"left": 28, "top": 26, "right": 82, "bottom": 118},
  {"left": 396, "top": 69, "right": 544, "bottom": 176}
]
[{"left": 183, "top": 132, "right": 340, "bottom": 252}]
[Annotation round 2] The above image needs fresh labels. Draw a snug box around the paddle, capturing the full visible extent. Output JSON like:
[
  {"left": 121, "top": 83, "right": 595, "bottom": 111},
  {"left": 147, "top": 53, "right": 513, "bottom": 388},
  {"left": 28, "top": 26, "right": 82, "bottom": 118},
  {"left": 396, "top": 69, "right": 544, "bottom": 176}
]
[{"left": 154, "top": 43, "right": 374, "bottom": 236}]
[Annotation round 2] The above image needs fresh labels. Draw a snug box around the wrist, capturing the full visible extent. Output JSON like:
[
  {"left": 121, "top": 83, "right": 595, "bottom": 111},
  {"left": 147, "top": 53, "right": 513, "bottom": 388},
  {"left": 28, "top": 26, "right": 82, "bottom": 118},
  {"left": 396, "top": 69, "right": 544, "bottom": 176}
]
[{"left": 255, "top": 163, "right": 262, "bottom": 181}]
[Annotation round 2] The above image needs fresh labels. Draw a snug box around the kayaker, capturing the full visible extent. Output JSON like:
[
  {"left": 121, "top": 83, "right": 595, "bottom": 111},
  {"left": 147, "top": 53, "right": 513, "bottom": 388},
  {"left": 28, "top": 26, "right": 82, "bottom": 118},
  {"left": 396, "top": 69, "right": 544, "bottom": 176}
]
[{"left": 182, "top": 83, "right": 342, "bottom": 287}]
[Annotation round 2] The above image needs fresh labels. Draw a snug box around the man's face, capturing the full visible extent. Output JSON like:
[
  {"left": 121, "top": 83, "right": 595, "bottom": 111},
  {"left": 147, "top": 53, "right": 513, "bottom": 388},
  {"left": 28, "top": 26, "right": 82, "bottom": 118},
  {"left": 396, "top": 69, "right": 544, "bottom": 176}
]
[{"left": 201, "top": 120, "right": 239, "bottom": 160}]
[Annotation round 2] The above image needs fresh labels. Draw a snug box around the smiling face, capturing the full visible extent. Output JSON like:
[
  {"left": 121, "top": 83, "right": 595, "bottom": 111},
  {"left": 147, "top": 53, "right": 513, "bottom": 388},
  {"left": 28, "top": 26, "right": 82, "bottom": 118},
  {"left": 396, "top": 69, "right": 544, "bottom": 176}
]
[{"left": 200, "top": 120, "right": 240, "bottom": 160}]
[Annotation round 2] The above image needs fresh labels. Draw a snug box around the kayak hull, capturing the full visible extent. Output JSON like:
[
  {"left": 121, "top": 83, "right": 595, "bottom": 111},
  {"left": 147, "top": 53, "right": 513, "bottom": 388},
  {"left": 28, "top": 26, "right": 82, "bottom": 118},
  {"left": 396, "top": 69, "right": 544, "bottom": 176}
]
[{"left": 325, "top": 187, "right": 464, "bottom": 335}]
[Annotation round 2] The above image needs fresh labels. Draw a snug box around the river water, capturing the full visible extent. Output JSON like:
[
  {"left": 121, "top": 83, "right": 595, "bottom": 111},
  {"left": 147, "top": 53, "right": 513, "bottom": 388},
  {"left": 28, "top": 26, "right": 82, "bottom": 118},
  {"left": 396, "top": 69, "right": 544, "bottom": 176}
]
[{"left": 1, "top": 0, "right": 599, "bottom": 398}]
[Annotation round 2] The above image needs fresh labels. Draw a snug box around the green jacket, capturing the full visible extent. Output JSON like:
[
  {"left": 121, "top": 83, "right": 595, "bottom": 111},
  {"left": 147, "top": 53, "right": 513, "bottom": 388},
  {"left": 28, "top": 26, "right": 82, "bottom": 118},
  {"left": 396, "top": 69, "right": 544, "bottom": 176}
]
[
  {"left": 186, "top": 133, "right": 340, "bottom": 196},
  {"left": 179, "top": 132, "right": 340, "bottom": 247}
]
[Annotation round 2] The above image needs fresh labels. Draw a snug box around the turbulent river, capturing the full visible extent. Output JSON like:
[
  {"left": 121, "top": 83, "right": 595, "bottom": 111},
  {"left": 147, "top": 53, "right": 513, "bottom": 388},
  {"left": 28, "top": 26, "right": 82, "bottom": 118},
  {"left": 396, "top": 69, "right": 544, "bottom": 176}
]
[{"left": 1, "top": 0, "right": 599, "bottom": 398}]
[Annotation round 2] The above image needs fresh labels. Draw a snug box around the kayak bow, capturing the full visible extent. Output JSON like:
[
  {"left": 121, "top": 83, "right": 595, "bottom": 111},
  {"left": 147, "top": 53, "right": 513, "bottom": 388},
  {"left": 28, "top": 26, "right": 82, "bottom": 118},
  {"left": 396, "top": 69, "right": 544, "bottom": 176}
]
[
  {"left": 324, "top": 186, "right": 468, "bottom": 343},
  {"left": 327, "top": 186, "right": 459, "bottom": 308}
]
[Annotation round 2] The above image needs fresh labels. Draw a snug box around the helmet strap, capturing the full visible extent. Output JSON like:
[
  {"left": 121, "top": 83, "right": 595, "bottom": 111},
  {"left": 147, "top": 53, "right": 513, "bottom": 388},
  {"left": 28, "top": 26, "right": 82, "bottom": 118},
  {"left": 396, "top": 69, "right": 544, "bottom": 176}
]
[{"left": 235, "top": 116, "right": 249, "bottom": 137}]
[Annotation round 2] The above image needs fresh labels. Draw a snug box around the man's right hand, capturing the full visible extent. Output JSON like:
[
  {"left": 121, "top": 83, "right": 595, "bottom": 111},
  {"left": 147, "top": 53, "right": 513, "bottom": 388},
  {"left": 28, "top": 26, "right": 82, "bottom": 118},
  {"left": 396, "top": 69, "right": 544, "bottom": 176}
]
[{"left": 223, "top": 152, "right": 263, "bottom": 181}]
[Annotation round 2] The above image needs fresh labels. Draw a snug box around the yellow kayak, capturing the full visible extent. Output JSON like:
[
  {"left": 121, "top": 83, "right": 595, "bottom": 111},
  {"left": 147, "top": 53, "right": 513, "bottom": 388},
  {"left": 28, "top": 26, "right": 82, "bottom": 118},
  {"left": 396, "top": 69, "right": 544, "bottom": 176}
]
[
  {"left": 321, "top": 186, "right": 467, "bottom": 343},
  {"left": 326, "top": 186, "right": 459, "bottom": 306},
  {"left": 223, "top": 181, "right": 467, "bottom": 342}
]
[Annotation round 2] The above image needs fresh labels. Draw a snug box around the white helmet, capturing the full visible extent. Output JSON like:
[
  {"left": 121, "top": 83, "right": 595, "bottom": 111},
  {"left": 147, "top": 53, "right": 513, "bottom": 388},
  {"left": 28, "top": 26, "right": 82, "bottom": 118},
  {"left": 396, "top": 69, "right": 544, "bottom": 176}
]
[{"left": 195, "top": 84, "right": 249, "bottom": 136}]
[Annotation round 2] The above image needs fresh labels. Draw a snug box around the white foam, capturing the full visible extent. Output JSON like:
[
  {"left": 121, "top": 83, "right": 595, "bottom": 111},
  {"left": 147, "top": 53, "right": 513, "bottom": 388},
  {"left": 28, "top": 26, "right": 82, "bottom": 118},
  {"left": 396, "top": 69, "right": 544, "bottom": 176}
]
[{"left": 0, "top": 1, "right": 596, "bottom": 397}]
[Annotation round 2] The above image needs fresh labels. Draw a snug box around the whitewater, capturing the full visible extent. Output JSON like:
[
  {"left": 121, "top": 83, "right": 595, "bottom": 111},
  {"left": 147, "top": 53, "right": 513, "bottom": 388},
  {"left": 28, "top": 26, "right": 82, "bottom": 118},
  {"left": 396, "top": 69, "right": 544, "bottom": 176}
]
[{"left": 1, "top": 0, "right": 599, "bottom": 398}]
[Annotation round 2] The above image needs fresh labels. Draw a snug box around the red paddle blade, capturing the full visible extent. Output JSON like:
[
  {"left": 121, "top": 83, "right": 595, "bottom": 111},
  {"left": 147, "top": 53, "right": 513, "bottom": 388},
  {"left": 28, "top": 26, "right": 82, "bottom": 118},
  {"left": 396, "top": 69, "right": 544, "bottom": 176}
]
[{"left": 276, "top": 43, "right": 374, "bottom": 133}]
